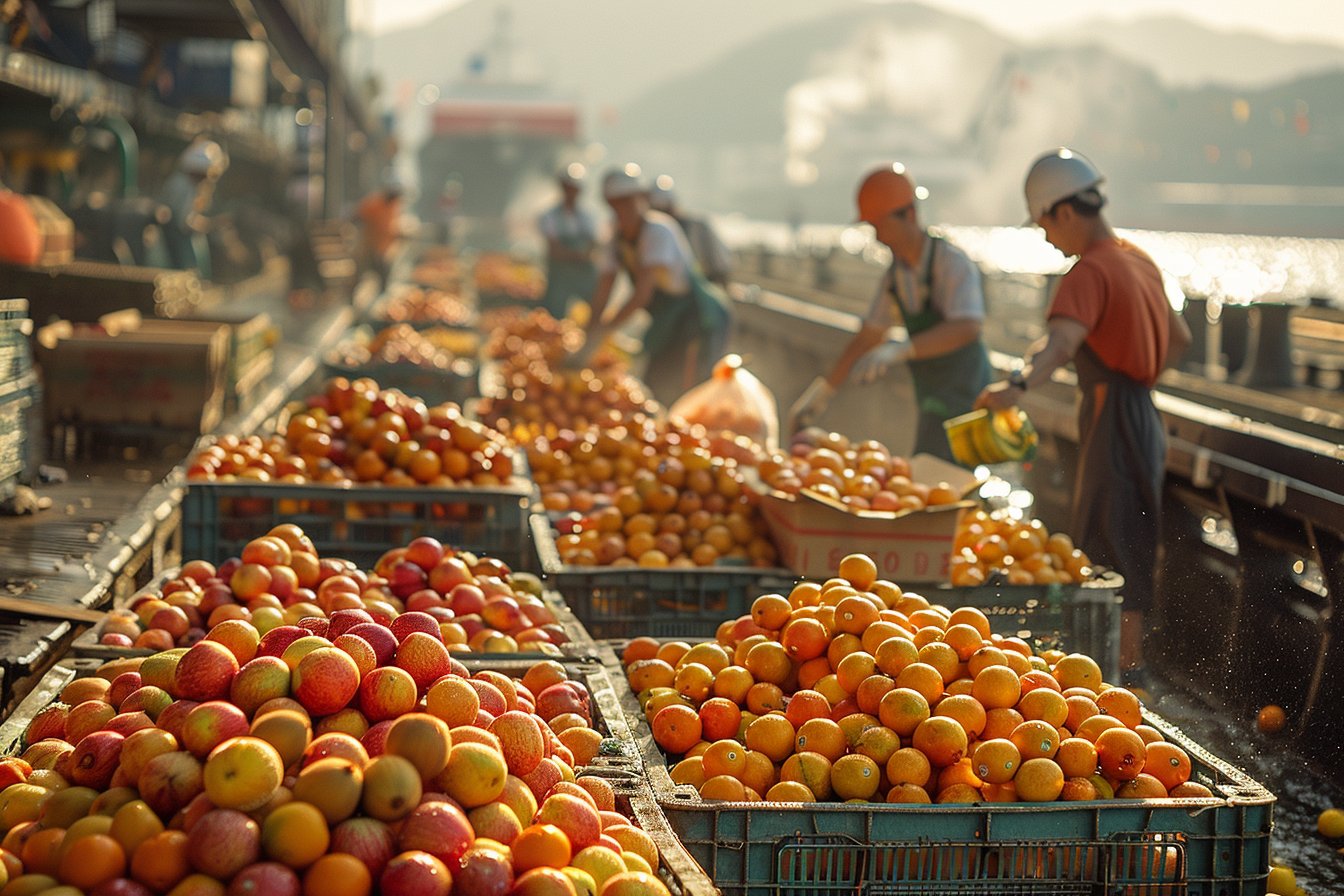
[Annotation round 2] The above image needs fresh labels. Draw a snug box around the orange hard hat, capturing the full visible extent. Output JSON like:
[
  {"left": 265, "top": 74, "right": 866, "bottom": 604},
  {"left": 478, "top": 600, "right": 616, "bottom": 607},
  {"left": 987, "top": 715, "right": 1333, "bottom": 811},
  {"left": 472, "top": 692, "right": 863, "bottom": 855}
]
[{"left": 855, "top": 163, "right": 918, "bottom": 224}]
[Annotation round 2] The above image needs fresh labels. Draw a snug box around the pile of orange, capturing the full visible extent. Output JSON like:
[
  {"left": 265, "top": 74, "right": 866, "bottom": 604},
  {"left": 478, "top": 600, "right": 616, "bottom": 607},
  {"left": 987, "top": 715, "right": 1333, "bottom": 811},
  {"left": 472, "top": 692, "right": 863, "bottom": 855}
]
[
  {"left": 375, "top": 285, "right": 475, "bottom": 327},
  {"left": 537, "top": 420, "right": 778, "bottom": 570},
  {"left": 951, "top": 509, "right": 1095, "bottom": 587},
  {"left": 481, "top": 308, "right": 589, "bottom": 365},
  {"left": 624, "top": 552, "right": 1202, "bottom": 805},
  {"left": 478, "top": 364, "right": 658, "bottom": 439},
  {"left": 474, "top": 252, "right": 545, "bottom": 301},
  {"left": 757, "top": 432, "right": 962, "bottom": 513}
]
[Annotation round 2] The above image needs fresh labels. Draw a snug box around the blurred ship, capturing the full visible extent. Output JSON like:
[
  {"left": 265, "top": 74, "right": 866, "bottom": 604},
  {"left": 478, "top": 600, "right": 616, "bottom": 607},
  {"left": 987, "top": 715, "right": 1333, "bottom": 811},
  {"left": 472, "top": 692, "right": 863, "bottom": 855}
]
[{"left": 416, "top": 7, "right": 581, "bottom": 242}]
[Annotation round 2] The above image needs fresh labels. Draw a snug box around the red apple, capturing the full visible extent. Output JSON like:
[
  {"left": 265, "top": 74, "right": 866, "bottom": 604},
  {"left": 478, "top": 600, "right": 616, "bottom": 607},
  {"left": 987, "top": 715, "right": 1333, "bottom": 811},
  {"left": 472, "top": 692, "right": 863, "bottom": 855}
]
[
  {"left": 346, "top": 623, "right": 398, "bottom": 666},
  {"left": 256, "top": 625, "right": 308, "bottom": 658},
  {"left": 181, "top": 701, "right": 251, "bottom": 758},
  {"left": 69, "top": 730, "right": 124, "bottom": 789},
  {"left": 380, "top": 850, "right": 451, "bottom": 896},
  {"left": 174, "top": 641, "right": 241, "bottom": 702},
  {"left": 292, "top": 647, "right": 360, "bottom": 716},
  {"left": 187, "top": 808, "right": 260, "bottom": 880},
  {"left": 331, "top": 816, "right": 397, "bottom": 878},
  {"left": 389, "top": 612, "right": 442, "bottom": 644},
  {"left": 397, "top": 800, "right": 474, "bottom": 867},
  {"left": 327, "top": 608, "right": 376, "bottom": 640},
  {"left": 230, "top": 656, "right": 292, "bottom": 718}
]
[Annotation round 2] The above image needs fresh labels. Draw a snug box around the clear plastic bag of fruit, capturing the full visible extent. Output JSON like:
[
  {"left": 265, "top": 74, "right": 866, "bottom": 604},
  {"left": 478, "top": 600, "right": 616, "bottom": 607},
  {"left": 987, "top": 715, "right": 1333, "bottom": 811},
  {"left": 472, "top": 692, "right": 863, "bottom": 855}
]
[{"left": 669, "top": 353, "right": 779, "bottom": 450}]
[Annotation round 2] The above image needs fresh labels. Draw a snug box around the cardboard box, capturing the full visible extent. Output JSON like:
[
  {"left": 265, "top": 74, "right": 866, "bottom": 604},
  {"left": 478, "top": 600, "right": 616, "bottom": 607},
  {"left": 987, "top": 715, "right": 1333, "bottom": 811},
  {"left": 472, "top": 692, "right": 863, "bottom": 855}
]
[
  {"left": 757, "top": 454, "right": 978, "bottom": 583},
  {"left": 35, "top": 319, "right": 228, "bottom": 434}
]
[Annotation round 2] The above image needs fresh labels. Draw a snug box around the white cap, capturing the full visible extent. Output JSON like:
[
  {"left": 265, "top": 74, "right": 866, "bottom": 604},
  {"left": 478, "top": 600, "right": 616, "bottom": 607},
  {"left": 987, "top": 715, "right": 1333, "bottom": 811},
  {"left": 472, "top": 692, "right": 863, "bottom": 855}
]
[
  {"left": 648, "top": 174, "right": 675, "bottom": 211},
  {"left": 1023, "top": 147, "right": 1104, "bottom": 224},
  {"left": 558, "top": 162, "right": 586, "bottom": 186},
  {"left": 602, "top": 163, "right": 644, "bottom": 200},
  {"left": 179, "top": 141, "right": 226, "bottom": 177}
]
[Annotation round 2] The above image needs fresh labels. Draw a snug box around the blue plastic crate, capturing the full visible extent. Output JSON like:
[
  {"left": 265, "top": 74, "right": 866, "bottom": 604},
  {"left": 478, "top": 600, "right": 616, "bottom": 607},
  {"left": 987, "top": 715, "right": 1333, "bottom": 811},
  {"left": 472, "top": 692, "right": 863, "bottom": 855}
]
[
  {"left": 181, "top": 478, "right": 534, "bottom": 570},
  {"left": 0, "top": 374, "right": 36, "bottom": 484},
  {"left": 617, "top": 667, "right": 1274, "bottom": 896},
  {"left": 532, "top": 514, "right": 795, "bottom": 640},
  {"left": 933, "top": 574, "right": 1124, "bottom": 683}
]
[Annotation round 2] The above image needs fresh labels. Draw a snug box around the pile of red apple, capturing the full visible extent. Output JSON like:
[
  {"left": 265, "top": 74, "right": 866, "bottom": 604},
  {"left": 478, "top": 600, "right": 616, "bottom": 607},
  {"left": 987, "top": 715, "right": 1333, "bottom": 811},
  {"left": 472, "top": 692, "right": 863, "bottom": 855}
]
[
  {"left": 184, "top": 377, "right": 518, "bottom": 487},
  {"left": 98, "top": 528, "right": 576, "bottom": 659},
  {"left": 0, "top": 642, "right": 671, "bottom": 895}
]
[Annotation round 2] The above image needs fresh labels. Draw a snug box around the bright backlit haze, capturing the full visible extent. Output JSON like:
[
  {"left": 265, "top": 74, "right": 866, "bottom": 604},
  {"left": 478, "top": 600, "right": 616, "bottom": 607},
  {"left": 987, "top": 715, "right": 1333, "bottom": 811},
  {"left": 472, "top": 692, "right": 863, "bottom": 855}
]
[{"left": 360, "top": 0, "right": 1344, "bottom": 44}]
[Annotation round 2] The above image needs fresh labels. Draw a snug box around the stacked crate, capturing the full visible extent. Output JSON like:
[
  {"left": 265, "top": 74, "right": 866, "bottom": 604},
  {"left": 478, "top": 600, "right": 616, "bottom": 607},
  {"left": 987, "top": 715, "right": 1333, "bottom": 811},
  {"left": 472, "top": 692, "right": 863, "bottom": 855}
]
[{"left": 0, "top": 299, "right": 36, "bottom": 501}]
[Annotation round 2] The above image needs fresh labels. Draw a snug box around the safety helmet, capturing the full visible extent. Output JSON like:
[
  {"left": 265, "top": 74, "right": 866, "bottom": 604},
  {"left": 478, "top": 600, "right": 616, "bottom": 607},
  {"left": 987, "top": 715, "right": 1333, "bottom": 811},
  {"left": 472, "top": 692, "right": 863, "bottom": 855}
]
[
  {"left": 648, "top": 174, "right": 675, "bottom": 212},
  {"left": 602, "top": 163, "right": 643, "bottom": 200},
  {"left": 1023, "top": 148, "right": 1104, "bottom": 223},
  {"left": 178, "top": 141, "right": 226, "bottom": 177},
  {"left": 558, "top": 162, "right": 586, "bottom": 187},
  {"left": 855, "top": 163, "right": 920, "bottom": 224}
]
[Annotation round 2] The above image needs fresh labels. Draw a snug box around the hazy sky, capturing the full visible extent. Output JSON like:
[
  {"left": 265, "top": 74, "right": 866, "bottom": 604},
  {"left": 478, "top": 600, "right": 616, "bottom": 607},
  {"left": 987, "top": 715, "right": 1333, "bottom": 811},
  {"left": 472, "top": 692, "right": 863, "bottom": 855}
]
[{"left": 360, "top": 0, "right": 1344, "bottom": 45}]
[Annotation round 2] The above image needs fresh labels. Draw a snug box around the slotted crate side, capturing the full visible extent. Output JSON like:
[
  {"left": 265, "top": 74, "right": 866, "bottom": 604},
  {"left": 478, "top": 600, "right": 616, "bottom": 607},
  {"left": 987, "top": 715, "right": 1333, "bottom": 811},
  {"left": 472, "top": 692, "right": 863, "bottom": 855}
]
[
  {"left": 933, "top": 573, "right": 1124, "bottom": 683},
  {"left": 0, "top": 298, "right": 34, "bottom": 385},
  {"left": 633, "top": 700, "right": 1271, "bottom": 895},
  {"left": 181, "top": 480, "right": 534, "bottom": 570},
  {"left": 532, "top": 514, "right": 795, "bottom": 640},
  {"left": 0, "top": 375, "right": 36, "bottom": 484}
]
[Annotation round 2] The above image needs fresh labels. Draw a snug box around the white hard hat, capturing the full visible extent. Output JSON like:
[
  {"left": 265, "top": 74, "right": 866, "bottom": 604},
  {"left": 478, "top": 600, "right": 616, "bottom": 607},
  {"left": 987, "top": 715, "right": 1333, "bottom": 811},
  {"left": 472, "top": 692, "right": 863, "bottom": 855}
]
[
  {"left": 602, "top": 163, "right": 643, "bottom": 200},
  {"left": 648, "top": 174, "right": 675, "bottom": 211},
  {"left": 179, "top": 141, "right": 225, "bottom": 177},
  {"left": 558, "top": 162, "right": 586, "bottom": 186},
  {"left": 1023, "top": 148, "right": 1104, "bottom": 224}
]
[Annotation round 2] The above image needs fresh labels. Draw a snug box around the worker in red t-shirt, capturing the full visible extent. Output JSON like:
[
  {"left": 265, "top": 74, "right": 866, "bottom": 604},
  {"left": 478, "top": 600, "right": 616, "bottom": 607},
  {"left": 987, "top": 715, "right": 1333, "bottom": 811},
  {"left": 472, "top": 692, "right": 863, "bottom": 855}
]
[
  {"left": 356, "top": 173, "right": 406, "bottom": 294},
  {"left": 976, "top": 148, "right": 1192, "bottom": 686}
]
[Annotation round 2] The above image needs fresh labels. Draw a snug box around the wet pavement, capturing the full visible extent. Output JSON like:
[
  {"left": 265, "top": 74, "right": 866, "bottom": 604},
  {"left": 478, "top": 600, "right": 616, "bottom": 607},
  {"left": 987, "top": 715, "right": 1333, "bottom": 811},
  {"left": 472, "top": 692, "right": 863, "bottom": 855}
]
[{"left": 1142, "top": 676, "right": 1344, "bottom": 894}]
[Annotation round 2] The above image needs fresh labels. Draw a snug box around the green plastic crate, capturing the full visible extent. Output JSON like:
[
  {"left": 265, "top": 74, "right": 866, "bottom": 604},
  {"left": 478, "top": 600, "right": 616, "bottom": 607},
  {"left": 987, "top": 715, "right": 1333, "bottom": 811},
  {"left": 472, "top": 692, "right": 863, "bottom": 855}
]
[
  {"left": 618, "top": 669, "right": 1274, "bottom": 896},
  {"left": 933, "top": 573, "right": 1124, "bottom": 683},
  {"left": 532, "top": 514, "right": 795, "bottom": 640},
  {"left": 182, "top": 479, "right": 533, "bottom": 570}
]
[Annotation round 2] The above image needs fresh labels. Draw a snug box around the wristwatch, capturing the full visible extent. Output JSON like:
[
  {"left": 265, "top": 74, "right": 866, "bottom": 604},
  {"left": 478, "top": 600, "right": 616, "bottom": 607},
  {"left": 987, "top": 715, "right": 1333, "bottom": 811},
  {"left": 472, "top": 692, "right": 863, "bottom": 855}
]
[{"left": 1008, "top": 370, "right": 1028, "bottom": 392}]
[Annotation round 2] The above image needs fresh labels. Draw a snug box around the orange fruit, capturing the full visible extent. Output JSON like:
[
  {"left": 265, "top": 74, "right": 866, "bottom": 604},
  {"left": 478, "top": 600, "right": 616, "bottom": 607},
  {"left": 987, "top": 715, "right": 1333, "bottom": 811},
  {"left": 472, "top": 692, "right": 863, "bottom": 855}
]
[
  {"left": 699, "top": 741, "right": 748, "bottom": 780},
  {"left": 131, "top": 830, "right": 191, "bottom": 892},
  {"left": 1169, "top": 781, "right": 1214, "bottom": 798},
  {"left": 1075, "top": 714, "right": 1126, "bottom": 743},
  {"left": 894, "top": 662, "right": 945, "bottom": 705},
  {"left": 911, "top": 716, "right": 968, "bottom": 768},
  {"left": 698, "top": 698, "right": 743, "bottom": 742},
  {"left": 765, "top": 781, "right": 815, "bottom": 802},
  {"left": 783, "top": 690, "right": 832, "bottom": 729},
  {"left": 1013, "top": 757, "right": 1064, "bottom": 802},
  {"left": 877, "top": 688, "right": 930, "bottom": 737},
  {"left": 855, "top": 675, "right": 897, "bottom": 716},
  {"left": 654, "top": 641, "right": 691, "bottom": 667},
  {"left": 885, "top": 747, "right": 932, "bottom": 788},
  {"left": 303, "top": 853, "right": 373, "bottom": 896},
  {"left": 513, "top": 823, "right": 572, "bottom": 871},
  {"left": 794, "top": 718, "right": 847, "bottom": 762},
  {"left": 670, "top": 756, "right": 706, "bottom": 789},
  {"left": 743, "top": 642, "right": 791, "bottom": 686},
  {"left": 971, "top": 665, "right": 1022, "bottom": 710},
  {"left": 744, "top": 715, "right": 796, "bottom": 763},
  {"left": 834, "top": 652, "right": 876, "bottom": 694},
  {"left": 750, "top": 594, "right": 792, "bottom": 631},
  {"left": 739, "top": 751, "right": 777, "bottom": 796},
  {"left": 1095, "top": 687, "right": 1143, "bottom": 730},
  {"left": 1095, "top": 727, "right": 1147, "bottom": 781},
  {"left": 1017, "top": 688, "right": 1069, "bottom": 729},
  {"left": 946, "top": 607, "right": 991, "bottom": 640},
  {"left": 1115, "top": 773, "right": 1169, "bottom": 799},
  {"left": 940, "top": 624, "right": 986, "bottom": 662},
  {"left": 699, "top": 774, "right": 748, "bottom": 801},
  {"left": 58, "top": 833, "right": 126, "bottom": 890},
  {"left": 831, "top": 755, "right": 882, "bottom": 801},
  {"left": 1052, "top": 654, "right": 1103, "bottom": 692},
  {"left": 713, "top": 666, "right": 754, "bottom": 703},
  {"left": 971, "top": 739, "right": 1021, "bottom": 785},
  {"left": 1009, "top": 719, "right": 1061, "bottom": 761},
  {"left": 860, "top": 621, "right": 905, "bottom": 655},
  {"left": 796, "top": 656, "right": 832, "bottom": 692},
  {"left": 837, "top": 553, "right": 878, "bottom": 590},
  {"left": 874, "top": 637, "right": 919, "bottom": 677},
  {"left": 779, "top": 752, "right": 833, "bottom": 800},
  {"left": 1064, "top": 694, "right": 1100, "bottom": 733},
  {"left": 1055, "top": 737, "right": 1100, "bottom": 778},
  {"left": 780, "top": 618, "right": 830, "bottom": 662},
  {"left": 626, "top": 659, "right": 676, "bottom": 693},
  {"left": 936, "top": 758, "right": 984, "bottom": 792},
  {"left": 651, "top": 704, "right": 702, "bottom": 755},
  {"left": 982, "top": 707, "right": 1026, "bottom": 741},
  {"left": 1134, "top": 724, "right": 1165, "bottom": 745},
  {"left": 745, "top": 682, "right": 786, "bottom": 715},
  {"left": 1256, "top": 704, "right": 1287, "bottom": 734},
  {"left": 1142, "top": 741, "right": 1191, "bottom": 791},
  {"left": 966, "top": 646, "right": 1009, "bottom": 677},
  {"left": 916, "top": 641, "right": 961, "bottom": 685},
  {"left": 886, "top": 782, "right": 933, "bottom": 804},
  {"left": 855, "top": 726, "right": 901, "bottom": 766},
  {"left": 933, "top": 694, "right": 986, "bottom": 740}
]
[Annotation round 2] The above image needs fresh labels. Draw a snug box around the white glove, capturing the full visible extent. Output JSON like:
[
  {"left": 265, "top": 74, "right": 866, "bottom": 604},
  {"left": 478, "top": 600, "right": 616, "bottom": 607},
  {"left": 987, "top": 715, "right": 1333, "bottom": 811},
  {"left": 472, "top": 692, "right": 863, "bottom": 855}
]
[
  {"left": 786, "top": 376, "right": 835, "bottom": 434},
  {"left": 850, "top": 338, "right": 912, "bottom": 384}
]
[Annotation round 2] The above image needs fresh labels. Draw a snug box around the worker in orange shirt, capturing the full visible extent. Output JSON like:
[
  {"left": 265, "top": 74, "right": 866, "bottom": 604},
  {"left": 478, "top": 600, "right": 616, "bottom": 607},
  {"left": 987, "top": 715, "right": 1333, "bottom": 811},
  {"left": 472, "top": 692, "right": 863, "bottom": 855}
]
[
  {"left": 356, "top": 173, "right": 406, "bottom": 295},
  {"left": 977, "top": 148, "right": 1192, "bottom": 686}
]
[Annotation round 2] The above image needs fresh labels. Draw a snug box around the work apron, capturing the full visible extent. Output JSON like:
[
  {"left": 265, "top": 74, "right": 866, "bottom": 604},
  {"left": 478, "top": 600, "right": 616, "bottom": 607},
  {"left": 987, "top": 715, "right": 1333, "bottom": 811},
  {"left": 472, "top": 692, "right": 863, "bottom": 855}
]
[
  {"left": 542, "top": 219, "right": 597, "bottom": 319},
  {"left": 621, "top": 237, "right": 731, "bottom": 404},
  {"left": 889, "top": 237, "right": 993, "bottom": 461},
  {"left": 1071, "top": 344, "right": 1166, "bottom": 615}
]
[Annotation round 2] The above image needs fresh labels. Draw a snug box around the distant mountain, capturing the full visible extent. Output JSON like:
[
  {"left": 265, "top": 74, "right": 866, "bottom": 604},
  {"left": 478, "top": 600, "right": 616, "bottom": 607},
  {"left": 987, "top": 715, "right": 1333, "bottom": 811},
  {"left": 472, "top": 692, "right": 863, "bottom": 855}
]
[{"left": 1054, "top": 15, "right": 1344, "bottom": 88}]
